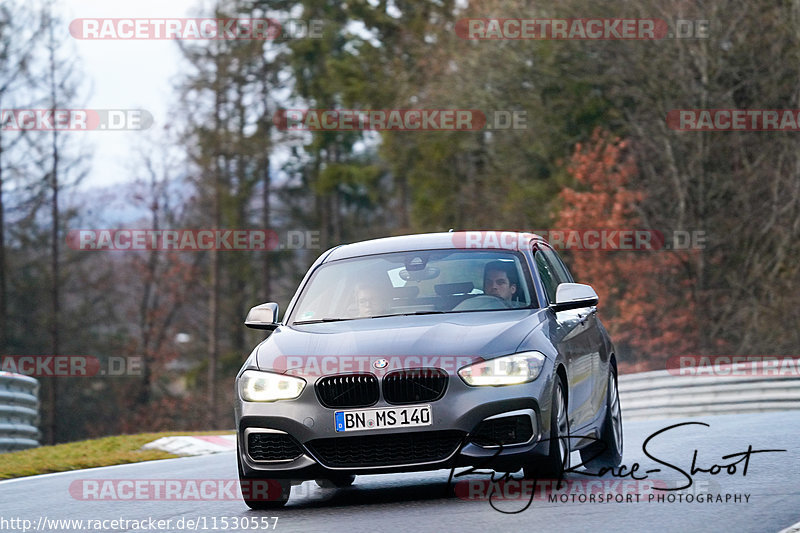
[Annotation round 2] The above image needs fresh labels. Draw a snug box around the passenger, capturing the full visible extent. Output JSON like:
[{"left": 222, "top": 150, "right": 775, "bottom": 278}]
[{"left": 355, "top": 283, "right": 390, "bottom": 317}]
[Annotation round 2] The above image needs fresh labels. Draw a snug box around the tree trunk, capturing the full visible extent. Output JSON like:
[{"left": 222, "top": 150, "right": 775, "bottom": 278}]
[
  {"left": 0, "top": 131, "right": 7, "bottom": 353},
  {"left": 48, "top": 52, "right": 60, "bottom": 445},
  {"left": 262, "top": 155, "right": 271, "bottom": 302}
]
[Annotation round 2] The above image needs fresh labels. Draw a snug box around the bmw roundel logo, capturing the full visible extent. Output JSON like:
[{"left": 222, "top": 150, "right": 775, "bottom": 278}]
[{"left": 374, "top": 358, "right": 389, "bottom": 369}]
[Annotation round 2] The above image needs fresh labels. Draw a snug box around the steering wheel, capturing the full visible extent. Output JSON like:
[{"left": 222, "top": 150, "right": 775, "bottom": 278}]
[{"left": 451, "top": 294, "right": 513, "bottom": 311}]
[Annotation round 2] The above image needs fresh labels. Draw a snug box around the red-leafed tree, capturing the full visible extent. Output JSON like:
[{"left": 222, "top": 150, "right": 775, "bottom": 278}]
[{"left": 556, "top": 130, "right": 699, "bottom": 372}]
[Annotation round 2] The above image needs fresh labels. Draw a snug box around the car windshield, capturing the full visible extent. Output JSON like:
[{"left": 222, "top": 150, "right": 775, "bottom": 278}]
[{"left": 291, "top": 249, "right": 535, "bottom": 324}]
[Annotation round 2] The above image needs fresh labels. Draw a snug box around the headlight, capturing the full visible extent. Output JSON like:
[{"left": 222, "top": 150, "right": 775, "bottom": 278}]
[
  {"left": 238, "top": 370, "right": 306, "bottom": 402},
  {"left": 458, "top": 352, "right": 546, "bottom": 386}
]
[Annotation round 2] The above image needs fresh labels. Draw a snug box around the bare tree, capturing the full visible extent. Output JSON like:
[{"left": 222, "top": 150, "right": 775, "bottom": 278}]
[
  {"left": 0, "top": 1, "right": 42, "bottom": 353},
  {"left": 31, "top": 2, "right": 88, "bottom": 443}
]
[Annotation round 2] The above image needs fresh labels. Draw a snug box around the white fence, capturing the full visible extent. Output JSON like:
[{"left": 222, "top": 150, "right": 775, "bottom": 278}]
[
  {"left": 619, "top": 360, "right": 800, "bottom": 420},
  {"left": 0, "top": 372, "right": 40, "bottom": 453}
]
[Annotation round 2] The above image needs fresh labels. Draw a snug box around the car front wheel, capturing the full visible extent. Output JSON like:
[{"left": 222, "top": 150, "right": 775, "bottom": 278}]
[
  {"left": 579, "top": 366, "right": 623, "bottom": 470},
  {"left": 524, "top": 376, "right": 570, "bottom": 478},
  {"left": 237, "top": 446, "right": 291, "bottom": 509}
]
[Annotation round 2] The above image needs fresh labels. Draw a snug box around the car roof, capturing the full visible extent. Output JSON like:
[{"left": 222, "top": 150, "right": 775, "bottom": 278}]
[{"left": 323, "top": 231, "right": 547, "bottom": 262}]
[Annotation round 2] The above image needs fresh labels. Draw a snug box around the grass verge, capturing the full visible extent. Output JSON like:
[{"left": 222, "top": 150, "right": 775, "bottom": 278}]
[{"left": 0, "top": 430, "right": 235, "bottom": 480}]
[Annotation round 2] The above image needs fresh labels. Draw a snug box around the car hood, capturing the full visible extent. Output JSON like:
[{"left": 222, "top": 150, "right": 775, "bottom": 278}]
[{"left": 254, "top": 309, "right": 548, "bottom": 374}]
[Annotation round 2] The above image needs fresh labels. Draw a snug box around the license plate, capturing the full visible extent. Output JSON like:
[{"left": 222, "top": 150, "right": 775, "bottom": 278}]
[{"left": 334, "top": 405, "right": 432, "bottom": 432}]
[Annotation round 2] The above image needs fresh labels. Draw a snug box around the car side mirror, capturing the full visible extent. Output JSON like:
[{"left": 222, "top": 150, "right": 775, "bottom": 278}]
[
  {"left": 245, "top": 302, "right": 280, "bottom": 330},
  {"left": 550, "top": 283, "right": 599, "bottom": 312}
]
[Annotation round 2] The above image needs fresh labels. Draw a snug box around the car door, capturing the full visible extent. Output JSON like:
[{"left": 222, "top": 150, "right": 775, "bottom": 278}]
[
  {"left": 542, "top": 247, "right": 607, "bottom": 424},
  {"left": 533, "top": 245, "right": 596, "bottom": 429}
]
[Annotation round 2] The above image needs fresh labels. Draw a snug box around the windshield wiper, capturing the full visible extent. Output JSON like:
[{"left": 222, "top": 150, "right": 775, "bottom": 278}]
[
  {"left": 293, "top": 317, "right": 355, "bottom": 325},
  {"left": 369, "top": 310, "right": 447, "bottom": 318},
  {"left": 295, "top": 311, "right": 448, "bottom": 324}
]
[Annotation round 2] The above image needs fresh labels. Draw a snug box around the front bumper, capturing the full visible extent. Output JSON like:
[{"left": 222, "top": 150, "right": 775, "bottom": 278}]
[{"left": 235, "top": 368, "right": 557, "bottom": 480}]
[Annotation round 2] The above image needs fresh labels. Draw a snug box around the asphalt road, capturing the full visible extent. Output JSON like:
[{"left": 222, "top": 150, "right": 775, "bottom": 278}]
[{"left": 2, "top": 411, "right": 800, "bottom": 533}]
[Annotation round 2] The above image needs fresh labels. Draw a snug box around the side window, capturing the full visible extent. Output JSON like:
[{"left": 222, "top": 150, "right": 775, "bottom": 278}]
[
  {"left": 542, "top": 247, "right": 574, "bottom": 284},
  {"left": 534, "top": 251, "right": 558, "bottom": 303},
  {"left": 535, "top": 247, "right": 571, "bottom": 303}
]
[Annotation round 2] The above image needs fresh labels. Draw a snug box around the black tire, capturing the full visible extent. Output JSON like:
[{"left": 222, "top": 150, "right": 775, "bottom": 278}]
[
  {"left": 524, "top": 377, "right": 570, "bottom": 478},
  {"left": 237, "top": 445, "right": 291, "bottom": 509},
  {"left": 579, "top": 365, "right": 623, "bottom": 470},
  {"left": 315, "top": 475, "right": 356, "bottom": 489}
]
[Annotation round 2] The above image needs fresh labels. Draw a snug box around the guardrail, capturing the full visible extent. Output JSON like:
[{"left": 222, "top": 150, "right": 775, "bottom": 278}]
[
  {"left": 0, "top": 371, "right": 40, "bottom": 453},
  {"left": 619, "top": 361, "right": 800, "bottom": 420},
  {"left": 0, "top": 364, "right": 796, "bottom": 447}
]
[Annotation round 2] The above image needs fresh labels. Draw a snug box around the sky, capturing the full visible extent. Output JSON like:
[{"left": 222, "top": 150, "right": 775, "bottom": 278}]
[
  {"left": 57, "top": 0, "right": 369, "bottom": 196},
  {"left": 61, "top": 0, "right": 199, "bottom": 189}
]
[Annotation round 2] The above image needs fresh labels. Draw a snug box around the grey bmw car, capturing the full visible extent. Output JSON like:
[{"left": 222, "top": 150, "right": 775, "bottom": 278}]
[{"left": 234, "top": 231, "right": 623, "bottom": 508}]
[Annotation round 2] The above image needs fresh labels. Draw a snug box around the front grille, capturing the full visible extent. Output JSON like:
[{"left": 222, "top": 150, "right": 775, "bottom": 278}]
[
  {"left": 247, "top": 432, "right": 304, "bottom": 462},
  {"left": 470, "top": 415, "right": 534, "bottom": 447},
  {"left": 315, "top": 373, "right": 379, "bottom": 408},
  {"left": 307, "top": 430, "right": 465, "bottom": 467},
  {"left": 382, "top": 368, "right": 448, "bottom": 404}
]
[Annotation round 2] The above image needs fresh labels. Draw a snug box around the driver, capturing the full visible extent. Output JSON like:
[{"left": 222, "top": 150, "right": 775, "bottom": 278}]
[{"left": 483, "top": 260, "right": 519, "bottom": 303}]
